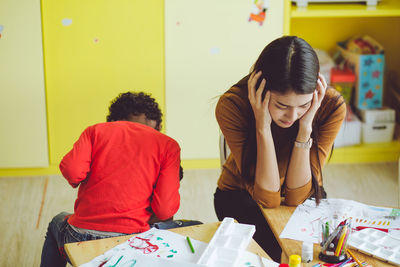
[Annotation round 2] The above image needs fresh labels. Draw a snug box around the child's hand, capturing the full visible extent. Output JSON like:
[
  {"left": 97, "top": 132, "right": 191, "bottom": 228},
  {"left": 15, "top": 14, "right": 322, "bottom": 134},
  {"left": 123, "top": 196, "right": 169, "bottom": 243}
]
[
  {"left": 248, "top": 71, "right": 271, "bottom": 130},
  {"left": 299, "top": 73, "right": 327, "bottom": 132},
  {"left": 147, "top": 208, "right": 173, "bottom": 224}
]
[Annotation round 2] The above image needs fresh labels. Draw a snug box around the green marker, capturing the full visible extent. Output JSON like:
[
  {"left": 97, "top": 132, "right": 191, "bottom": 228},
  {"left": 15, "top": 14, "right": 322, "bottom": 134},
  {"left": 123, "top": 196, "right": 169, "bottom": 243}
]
[
  {"left": 325, "top": 222, "right": 329, "bottom": 240},
  {"left": 186, "top": 236, "right": 195, "bottom": 253}
]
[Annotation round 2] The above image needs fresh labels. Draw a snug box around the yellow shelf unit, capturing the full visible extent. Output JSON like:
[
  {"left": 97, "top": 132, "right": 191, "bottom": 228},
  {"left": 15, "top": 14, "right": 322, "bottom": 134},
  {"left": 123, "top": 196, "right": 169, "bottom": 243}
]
[
  {"left": 291, "top": 0, "right": 400, "bottom": 18},
  {"left": 330, "top": 141, "right": 400, "bottom": 163},
  {"left": 284, "top": 0, "right": 400, "bottom": 163}
]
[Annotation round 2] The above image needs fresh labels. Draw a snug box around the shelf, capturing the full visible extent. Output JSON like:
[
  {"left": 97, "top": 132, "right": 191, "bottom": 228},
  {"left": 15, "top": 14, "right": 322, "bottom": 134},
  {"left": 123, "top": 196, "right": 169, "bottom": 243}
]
[
  {"left": 291, "top": 0, "right": 400, "bottom": 18},
  {"left": 329, "top": 141, "right": 400, "bottom": 163}
]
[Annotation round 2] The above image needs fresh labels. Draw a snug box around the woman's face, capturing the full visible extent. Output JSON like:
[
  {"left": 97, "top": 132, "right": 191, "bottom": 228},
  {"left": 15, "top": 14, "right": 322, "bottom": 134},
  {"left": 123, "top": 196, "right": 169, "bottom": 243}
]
[{"left": 268, "top": 91, "right": 314, "bottom": 128}]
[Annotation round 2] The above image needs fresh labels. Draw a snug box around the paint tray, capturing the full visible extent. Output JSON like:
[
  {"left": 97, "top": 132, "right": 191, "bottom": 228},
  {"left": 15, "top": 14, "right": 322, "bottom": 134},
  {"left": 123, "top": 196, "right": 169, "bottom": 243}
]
[
  {"left": 197, "top": 217, "right": 256, "bottom": 267},
  {"left": 348, "top": 228, "right": 400, "bottom": 265}
]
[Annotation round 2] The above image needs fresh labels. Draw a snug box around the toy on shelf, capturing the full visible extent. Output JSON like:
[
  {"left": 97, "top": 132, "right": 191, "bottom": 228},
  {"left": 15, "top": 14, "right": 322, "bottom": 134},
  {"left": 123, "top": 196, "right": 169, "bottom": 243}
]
[
  {"left": 336, "top": 35, "right": 385, "bottom": 110},
  {"left": 331, "top": 67, "right": 356, "bottom": 104}
]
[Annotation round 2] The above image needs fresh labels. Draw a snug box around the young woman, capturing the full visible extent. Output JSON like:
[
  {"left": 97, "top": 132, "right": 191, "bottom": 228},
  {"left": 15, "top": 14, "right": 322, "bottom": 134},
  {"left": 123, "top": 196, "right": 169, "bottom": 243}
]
[{"left": 214, "top": 36, "right": 346, "bottom": 262}]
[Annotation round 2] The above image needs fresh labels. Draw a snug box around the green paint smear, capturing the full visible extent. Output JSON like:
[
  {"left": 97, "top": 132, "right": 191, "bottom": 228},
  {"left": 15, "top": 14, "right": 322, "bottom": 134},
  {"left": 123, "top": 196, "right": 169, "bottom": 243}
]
[
  {"left": 390, "top": 209, "right": 400, "bottom": 216},
  {"left": 110, "top": 255, "right": 123, "bottom": 267},
  {"left": 127, "top": 259, "right": 137, "bottom": 267}
]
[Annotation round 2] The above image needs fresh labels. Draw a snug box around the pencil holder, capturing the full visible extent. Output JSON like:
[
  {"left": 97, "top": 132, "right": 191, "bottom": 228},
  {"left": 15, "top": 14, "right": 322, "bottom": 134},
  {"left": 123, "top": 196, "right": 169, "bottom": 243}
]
[{"left": 319, "top": 219, "right": 351, "bottom": 263}]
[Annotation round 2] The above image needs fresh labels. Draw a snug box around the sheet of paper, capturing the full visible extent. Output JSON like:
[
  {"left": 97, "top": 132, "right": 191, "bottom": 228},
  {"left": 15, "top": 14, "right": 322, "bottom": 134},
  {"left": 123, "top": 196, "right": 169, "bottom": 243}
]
[
  {"left": 85, "top": 251, "right": 201, "bottom": 267},
  {"left": 80, "top": 227, "right": 280, "bottom": 267},
  {"left": 238, "top": 251, "right": 280, "bottom": 267},
  {"left": 80, "top": 228, "right": 207, "bottom": 266},
  {"left": 280, "top": 198, "right": 400, "bottom": 244}
]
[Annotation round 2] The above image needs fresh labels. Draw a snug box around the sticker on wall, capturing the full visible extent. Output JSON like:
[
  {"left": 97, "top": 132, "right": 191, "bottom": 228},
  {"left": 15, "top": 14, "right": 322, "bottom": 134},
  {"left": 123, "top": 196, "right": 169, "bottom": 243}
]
[
  {"left": 210, "top": 47, "right": 220, "bottom": 55},
  {"left": 0, "top": 24, "right": 4, "bottom": 39},
  {"left": 248, "top": 0, "right": 270, "bottom": 26},
  {"left": 62, "top": 18, "right": 73, "bottom": 27}
]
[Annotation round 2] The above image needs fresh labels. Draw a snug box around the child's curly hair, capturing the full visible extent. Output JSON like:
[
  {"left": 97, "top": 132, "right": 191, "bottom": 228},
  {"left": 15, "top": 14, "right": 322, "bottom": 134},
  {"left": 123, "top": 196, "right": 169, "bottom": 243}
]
[{"left": 106, "top": 92, "right": 162, "bottom": 130}]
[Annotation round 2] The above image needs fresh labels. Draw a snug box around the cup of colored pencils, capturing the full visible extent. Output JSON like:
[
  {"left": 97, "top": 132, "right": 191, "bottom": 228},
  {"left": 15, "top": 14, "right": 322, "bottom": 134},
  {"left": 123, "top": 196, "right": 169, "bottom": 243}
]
[{"left": 319, "top": 219, "right": 352, "bottom": 263}]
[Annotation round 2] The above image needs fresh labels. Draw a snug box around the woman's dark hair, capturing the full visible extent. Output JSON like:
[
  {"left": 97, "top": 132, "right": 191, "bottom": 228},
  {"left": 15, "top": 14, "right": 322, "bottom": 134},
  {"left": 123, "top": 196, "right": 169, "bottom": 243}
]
[
  {"left": 236, "top": 36, "right": 328, "bottom": 204},
  {"left": 254, "top": 36, "right": 319, "bottom": 95},
  {"left": 106, "top": 92, "right": 162, "bottom": 130}
]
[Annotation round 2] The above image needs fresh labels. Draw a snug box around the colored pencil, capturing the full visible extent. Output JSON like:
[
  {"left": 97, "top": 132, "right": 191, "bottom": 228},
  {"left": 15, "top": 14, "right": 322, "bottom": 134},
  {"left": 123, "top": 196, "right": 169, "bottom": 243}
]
[
  {"left": 335, "top": 225, "right": 348, "bottom": 256},
  {"left": 346, "top": 248, "right": 364, "bottom": 267},
  {"left": 186, "top": 236, "right": 195, "bottom": 253}
]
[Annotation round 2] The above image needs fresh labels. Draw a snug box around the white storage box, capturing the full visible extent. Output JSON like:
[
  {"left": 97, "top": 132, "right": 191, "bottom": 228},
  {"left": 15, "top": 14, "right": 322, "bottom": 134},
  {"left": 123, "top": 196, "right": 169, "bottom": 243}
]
[
  {"left": 335, "top": 110, "right": 361, "bottom": 147},
  {"left": 357, "top": 107, "right": 395, "bottom": 143},
  {"left": 358, "top": 107, "right": 395, "bottom": 123},
  {"left": 362, "top": 122, "right": 395, "bottom": 143},
  {"left": 314, "top": 49, "right": 334, "bottom": 85}
]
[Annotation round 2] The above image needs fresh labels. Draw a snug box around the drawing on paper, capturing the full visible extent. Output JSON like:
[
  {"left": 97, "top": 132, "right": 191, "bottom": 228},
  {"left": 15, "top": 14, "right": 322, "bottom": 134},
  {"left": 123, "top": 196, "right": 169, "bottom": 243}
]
[
  {"left": 280, "top": 199, "right": 400, "bottom": 244},
  {"left": 128, "top": 236, "right": 159, "bottom": 254}
]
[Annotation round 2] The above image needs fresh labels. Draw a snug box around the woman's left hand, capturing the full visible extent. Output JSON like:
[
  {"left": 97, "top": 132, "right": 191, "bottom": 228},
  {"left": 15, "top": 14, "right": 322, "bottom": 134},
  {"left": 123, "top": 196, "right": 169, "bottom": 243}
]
[{"left": 299, "top": 73, "right": 327, "bottom": 133}]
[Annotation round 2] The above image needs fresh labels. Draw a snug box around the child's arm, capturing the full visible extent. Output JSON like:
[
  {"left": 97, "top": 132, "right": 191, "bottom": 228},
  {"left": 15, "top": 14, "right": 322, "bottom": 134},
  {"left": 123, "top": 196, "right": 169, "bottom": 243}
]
[
  {"left": 147, "top": 164, "right": 183, "bottom": 224},
  {"left": 150, "top": 141, "right": 181, "bottom": 220},
  {"left": 59, "top": 127, "right": 93, "bottom": 188}
]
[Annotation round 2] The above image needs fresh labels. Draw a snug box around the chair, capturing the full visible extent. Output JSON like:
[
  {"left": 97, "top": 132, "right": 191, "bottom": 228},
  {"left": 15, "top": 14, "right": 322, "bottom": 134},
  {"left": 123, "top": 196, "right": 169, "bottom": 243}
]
[{"left": 219, "top": 132, "right": 231, "bottom": 169}]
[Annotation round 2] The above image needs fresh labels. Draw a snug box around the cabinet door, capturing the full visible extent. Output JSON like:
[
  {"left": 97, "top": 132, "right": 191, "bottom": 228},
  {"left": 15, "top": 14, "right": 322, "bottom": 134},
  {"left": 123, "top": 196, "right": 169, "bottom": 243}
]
[
  {"left": 0, "top": 0, "right": 49, "bottom": 168},
  {"left": 165, "top": 0, "right": 284, "bottom": 160}
]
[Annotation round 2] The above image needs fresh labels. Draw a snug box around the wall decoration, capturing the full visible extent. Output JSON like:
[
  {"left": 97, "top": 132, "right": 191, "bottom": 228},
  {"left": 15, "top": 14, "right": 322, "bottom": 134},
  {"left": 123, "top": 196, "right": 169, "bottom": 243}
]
[
  {"left": 248, "top": 0, "right": 270, "bottom": 26},
  {"left": 62, "top": 18, "right": 72, "bottom": 26}
]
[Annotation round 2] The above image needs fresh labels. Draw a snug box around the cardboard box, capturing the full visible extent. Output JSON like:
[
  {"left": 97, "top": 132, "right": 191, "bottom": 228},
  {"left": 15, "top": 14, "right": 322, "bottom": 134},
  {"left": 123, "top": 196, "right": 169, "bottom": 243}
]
[{"left": 337, "top": 43, "right": 385, "bottom": 110}]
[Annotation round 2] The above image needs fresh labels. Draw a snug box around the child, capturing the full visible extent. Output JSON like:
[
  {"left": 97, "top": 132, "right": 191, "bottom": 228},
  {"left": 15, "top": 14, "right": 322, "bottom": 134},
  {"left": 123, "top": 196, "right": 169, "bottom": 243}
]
[{"left": 40, "top": 92, "right": 200, "bottom": 267}]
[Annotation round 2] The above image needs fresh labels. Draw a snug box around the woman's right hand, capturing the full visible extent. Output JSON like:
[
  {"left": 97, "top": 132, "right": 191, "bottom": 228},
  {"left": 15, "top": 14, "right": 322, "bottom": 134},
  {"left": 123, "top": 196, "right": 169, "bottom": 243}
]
[{"left": 248, "top": 71, "right": 271, "bottom": 130}]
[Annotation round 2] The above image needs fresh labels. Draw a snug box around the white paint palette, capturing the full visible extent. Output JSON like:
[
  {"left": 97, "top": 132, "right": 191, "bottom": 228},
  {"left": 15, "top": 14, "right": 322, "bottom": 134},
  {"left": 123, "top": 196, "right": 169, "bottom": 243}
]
[
  {"left": 348, "top": 228, "right": 400, "bottom": 266},
  {"left": 197, "top": 217, "right": 256, "bottom": 267}
]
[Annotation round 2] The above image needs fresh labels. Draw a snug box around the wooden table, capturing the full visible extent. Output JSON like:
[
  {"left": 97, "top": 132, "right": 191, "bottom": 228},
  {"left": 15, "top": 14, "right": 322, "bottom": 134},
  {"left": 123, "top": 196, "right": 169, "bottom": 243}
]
[
  {"left": 64, "top": 222, "right": 271, "bottom": 266},
  {"left": 260, "top": 205, "right": 395, "bottom": 266}
]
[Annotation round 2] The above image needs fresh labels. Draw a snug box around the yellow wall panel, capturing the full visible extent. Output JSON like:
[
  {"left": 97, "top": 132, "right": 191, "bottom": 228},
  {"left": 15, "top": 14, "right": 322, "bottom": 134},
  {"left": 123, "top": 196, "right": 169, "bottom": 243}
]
[{"left": 0, "top": 0, "right": 165, "bottom": 176}]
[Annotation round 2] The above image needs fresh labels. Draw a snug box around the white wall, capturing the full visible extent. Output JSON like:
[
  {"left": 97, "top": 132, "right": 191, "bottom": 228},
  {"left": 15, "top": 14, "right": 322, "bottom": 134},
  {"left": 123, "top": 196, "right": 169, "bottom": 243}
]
[
  {"left": 165, "top": 0, "right": 284, "bottom": 160},
  {"left": 0, "top": 0, "right": 48, "bottom": 167}
]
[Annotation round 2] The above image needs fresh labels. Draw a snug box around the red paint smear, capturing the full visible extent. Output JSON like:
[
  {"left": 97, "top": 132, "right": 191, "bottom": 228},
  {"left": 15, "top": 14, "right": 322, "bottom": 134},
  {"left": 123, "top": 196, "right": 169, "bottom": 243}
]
[{"left": 36, "top": 177, "right": 49, "bottom": 229}]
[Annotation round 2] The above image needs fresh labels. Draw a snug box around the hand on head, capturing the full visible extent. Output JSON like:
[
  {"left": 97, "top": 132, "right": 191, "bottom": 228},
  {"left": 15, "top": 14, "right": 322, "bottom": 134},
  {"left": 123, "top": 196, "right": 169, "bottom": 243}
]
[
  {"left": 299, "top": 73, "right": 327, "bottom": 132},
  {"left": 248, "top": 70, "right": 271, "bottom": 130}
]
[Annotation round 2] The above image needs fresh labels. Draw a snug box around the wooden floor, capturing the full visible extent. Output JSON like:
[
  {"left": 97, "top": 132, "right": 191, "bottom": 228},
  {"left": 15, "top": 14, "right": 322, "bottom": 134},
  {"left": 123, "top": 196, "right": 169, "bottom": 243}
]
[{"left": 0, "top": 162, "right": 398, "bottom": 267}]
